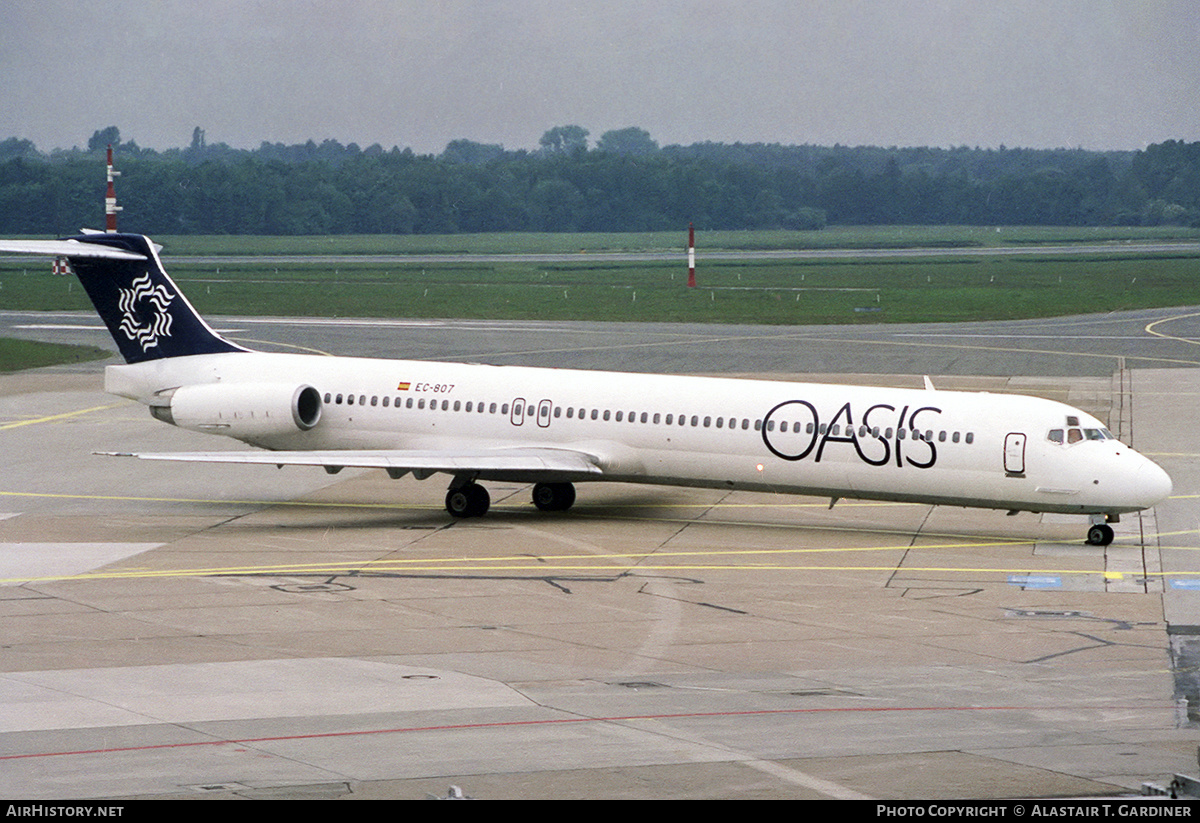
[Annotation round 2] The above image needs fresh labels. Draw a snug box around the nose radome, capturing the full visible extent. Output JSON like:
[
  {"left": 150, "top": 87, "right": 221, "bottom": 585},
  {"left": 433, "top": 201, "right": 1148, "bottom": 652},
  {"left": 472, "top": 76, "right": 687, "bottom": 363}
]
[{"left": 1135, "top": 459, "right": 1173, "bottom": 507}]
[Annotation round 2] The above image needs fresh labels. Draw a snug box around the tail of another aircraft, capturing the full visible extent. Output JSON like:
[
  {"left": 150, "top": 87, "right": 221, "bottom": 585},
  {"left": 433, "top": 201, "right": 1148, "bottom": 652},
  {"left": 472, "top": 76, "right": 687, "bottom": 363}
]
[{"left": 42, "top": 233, "right": 248, "bottom": 364}]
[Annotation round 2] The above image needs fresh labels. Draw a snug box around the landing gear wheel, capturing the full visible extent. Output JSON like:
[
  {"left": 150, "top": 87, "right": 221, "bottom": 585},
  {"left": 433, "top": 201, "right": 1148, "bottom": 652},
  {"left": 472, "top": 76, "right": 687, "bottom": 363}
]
[
  {"left": 446, "top": 483, "right": 490, "bottom": 518},
  {"left": 1086, "top": 524, "right": 1114, "bottom": 546},
  {"left": 532, "top": 482, "right": 576, "bottom": 512}
]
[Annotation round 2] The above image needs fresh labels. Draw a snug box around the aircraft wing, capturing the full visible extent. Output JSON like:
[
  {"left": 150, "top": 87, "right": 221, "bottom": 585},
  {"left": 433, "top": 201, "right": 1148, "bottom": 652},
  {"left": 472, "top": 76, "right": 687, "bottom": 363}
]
[
  {"left": 0, "top": 239, "right": 147, "bottom": 260},
  {"left": 98, "top": 446, "right": 604, "bottom": 476}
]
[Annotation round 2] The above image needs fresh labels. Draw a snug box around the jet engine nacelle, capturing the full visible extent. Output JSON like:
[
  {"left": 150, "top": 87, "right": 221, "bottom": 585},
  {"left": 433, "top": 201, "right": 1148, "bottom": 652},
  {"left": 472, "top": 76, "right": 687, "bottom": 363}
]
[{"left": 150, "top": 383, "right": 322, "bottom": 439}]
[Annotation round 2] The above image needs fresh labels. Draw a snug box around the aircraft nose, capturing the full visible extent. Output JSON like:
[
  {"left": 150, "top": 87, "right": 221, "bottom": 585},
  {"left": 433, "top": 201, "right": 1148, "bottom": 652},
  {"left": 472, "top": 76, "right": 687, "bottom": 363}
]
[{"left": 1134, "top": 458, "right": 1173, "bottom": 507}]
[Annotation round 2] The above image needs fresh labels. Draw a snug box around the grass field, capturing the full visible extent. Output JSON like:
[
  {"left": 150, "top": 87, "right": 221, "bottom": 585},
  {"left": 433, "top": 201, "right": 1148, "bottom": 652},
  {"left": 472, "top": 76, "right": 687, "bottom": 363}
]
[
  {"left": 133, "top": 224, "right": 1200, "bottom": 256},
  {"left": 0, "top": 337, "right": 111, "bottom": 373},
  {"left": 2, "top": 227, "right": 1199, "bottom": 327}
]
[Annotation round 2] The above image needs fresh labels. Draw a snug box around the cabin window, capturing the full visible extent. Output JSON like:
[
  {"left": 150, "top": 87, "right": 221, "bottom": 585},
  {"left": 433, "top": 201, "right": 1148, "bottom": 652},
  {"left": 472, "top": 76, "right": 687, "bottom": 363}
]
[
  {"left": 616, "top": 411, "right": 623, "bottom": 422},
  {"left": 369, "top": 396, "right": 377, "bottom": 406},
  {"left": 653, "top": 413, "right": 660, "bottom": 424},
  {"left": 603, "top": 410, "right": 611, "bottom": 421},
  {"left": 451, "top": 401, "right": 459, "bottom": 412},
  {"left": 937, "top": 430, "right": 946, "bottom": 442},
  {"left": 741, "top": 419, "right": 750, "bottom": 430},
  {"left": 554, "top": 407, "right": 561, "bottom": 418},
  {"left": 335, "top": 393, "right": 343, "bottom": 404},
  {"left": 965, "top": 432, "right": 975, "bottom": 444},
  {"left": 898, "top": 428, "right": 906, "bottom": 440},
  {"left": 358, "top": 395, "right": 365, "bottom": 405},
  {"left": 754, "top": 419, "right": 762, "bottom": 431},
  {"left": 641, "top": 412, "right": 648, "bottom": 423},
  {"left": 324, "top": 392, "right": 332, "bottom": 403},
  {"left": 766, "top": 420, "right": 775, "bottom": 432},
  {"left": 464, "top": 401, "right": 472, "bottom": 412},
  {"left": 501, "top": 403, "right": 509, "bottom": 414},
  {"left": 382, "top": 397, "right": 390, "bottom": 408}
]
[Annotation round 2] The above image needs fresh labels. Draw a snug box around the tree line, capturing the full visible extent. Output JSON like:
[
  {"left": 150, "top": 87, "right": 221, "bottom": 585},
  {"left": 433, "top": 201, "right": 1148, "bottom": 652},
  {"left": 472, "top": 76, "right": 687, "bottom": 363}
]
[{"left": 0, "top": 126, "right": 1196, "bottom": 235}]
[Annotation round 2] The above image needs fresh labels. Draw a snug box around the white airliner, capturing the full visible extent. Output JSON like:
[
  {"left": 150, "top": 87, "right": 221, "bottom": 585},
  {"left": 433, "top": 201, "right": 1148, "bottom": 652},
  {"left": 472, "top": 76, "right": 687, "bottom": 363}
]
[{"left": 0, "top": 232, "right": 1171, "bottom": 546}]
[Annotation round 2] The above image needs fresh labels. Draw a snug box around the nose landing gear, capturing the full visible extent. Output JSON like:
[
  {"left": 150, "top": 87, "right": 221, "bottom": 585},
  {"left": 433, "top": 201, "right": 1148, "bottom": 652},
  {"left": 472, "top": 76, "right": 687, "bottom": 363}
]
[{"left": 1085, "top": 514, "right": 1115, "bottom": 546}]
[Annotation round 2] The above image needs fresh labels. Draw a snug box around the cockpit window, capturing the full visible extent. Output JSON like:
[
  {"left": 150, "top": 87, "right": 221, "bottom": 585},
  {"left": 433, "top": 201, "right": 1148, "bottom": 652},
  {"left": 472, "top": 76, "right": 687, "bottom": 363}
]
[{"left": 1056, "top": 424, "right": 1118, "bottom": 443}]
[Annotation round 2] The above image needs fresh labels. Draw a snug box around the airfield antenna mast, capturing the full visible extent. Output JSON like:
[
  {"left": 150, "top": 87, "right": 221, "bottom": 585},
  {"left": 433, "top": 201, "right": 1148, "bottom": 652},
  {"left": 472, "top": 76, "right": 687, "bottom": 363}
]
[
  {"left": 687, "top": 223, "right": 696, "bottom": 288},
  {"left": 105, "top": 144, "right": 121, "bottom": 233}
]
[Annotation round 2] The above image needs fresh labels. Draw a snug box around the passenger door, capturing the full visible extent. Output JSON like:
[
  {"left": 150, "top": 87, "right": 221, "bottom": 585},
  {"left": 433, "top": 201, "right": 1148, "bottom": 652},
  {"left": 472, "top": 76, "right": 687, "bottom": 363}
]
[{"left": 1004, "top": 432, "right": 1026, "bottom": 476}]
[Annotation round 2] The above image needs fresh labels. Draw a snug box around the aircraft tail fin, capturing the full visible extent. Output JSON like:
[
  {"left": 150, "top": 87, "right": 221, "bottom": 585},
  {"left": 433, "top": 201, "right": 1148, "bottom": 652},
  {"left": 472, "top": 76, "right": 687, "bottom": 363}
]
[{"left": 0, "top": 233, "right": 248, "bottom": 364}]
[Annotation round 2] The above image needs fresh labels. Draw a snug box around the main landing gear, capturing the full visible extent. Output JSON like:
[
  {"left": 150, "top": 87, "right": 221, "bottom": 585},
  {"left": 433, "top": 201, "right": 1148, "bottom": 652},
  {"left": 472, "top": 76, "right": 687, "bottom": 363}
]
[
  {"left": 443, "top": 480, "right": 577, "bottom": 518},
  {"left": 532, "top": 482, "right": 576, "bottom": 512},
  {"left": 445, "top": 482, "right": 490, "bottom": 518}
]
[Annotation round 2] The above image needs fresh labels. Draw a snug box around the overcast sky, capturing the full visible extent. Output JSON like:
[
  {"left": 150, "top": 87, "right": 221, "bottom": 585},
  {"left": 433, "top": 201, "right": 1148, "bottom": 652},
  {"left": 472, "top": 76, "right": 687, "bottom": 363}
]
[{"left": 1, "top": 1, "right": 1197, "bottom": 155}]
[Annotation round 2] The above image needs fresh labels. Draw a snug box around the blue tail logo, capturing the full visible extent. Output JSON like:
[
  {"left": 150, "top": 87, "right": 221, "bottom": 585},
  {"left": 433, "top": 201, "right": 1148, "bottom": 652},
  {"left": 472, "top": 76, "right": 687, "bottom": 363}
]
[
  {"left": 62, "top": 233, "right": 247, "bottom": 364},
  {"left": 0, "top": 232, "right": 248, "bottom": 364},
  {"left": 117, "top": 272, "right": 177, "bottom": 352}
]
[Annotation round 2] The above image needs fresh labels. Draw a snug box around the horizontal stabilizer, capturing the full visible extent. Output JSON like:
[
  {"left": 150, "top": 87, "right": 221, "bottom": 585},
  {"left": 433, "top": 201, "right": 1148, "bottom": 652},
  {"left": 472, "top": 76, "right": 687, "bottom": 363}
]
[
  {"left": 0, "top": 240, "right": 146, "bottom": 260},
  {"left": 98, "top": 447, "right": 604, "bottom": 476}
]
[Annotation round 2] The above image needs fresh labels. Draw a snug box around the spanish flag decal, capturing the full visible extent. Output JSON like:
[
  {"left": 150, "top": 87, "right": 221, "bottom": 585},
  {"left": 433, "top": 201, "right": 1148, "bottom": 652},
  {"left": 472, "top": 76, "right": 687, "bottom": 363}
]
[{"left": 397, "top": 382, "right": 411, "bottom": 391}]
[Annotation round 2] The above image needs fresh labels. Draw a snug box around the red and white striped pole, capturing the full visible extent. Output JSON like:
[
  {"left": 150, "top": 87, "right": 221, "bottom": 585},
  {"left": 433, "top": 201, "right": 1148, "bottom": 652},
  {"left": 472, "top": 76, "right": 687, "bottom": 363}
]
[
  {"left": 687, "top": 223, "right": 696, "bottom": 288},
  {"left": 105, "top": 144, "right": 121, "bottom": 233}
]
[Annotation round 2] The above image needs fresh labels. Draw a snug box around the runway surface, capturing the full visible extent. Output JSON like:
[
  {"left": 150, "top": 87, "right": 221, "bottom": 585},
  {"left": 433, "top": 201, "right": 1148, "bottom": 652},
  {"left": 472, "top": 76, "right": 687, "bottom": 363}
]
[
  {"left": 2, "top": 309, "right": 1200, "bottom": 799},
  {"left": 154, "top": 240, "right": 1200, "bottom": 266}
]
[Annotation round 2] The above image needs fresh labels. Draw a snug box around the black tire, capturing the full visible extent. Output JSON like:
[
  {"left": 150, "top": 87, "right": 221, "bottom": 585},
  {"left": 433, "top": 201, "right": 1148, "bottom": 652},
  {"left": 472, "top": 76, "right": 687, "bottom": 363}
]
[
  {"left": 466, "top": 483, "right": 490, "bottom": 516},
  {"left": 532, "top": 482, "right": 576, "bottom": 512},
  {"left": 446, "top": 483, "right": 490, "bottom": 518},
  {"left": 1086, "top": 524, "right": 1114, "bottom": 546}
]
